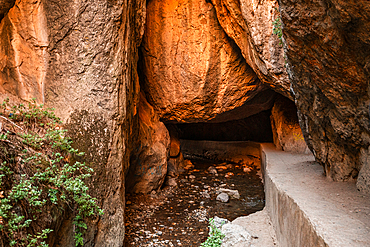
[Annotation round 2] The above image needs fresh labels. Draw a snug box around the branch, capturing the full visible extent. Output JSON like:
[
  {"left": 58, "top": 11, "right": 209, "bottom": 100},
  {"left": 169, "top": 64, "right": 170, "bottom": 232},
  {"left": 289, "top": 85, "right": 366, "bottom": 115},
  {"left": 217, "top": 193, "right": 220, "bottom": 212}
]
[{"left": 0, "top": 116, "right": 23, "bottom": 131}]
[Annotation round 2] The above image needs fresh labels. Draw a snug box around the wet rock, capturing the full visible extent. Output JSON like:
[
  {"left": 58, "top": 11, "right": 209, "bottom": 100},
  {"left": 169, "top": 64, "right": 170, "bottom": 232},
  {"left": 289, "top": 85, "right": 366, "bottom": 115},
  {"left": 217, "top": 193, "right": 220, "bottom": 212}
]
[
  {"left": 208, "top": 166, "right": 218, "bottom": 175},
  {"left": 166, "top": 177, "right": 178, "bottom": 187},
  {"left": 200, "top": 191, "right": 211, "bottom": 199},
  {"left": 221, "top": 223, "right": 252, "bottom": 247},
  {"left": 184, "top": 160, "right": 194, "bottom": 170},
  {"left": 218, "top": 188, "right": 240, "bottom": 199},
  {"left": 217, "top": 193, "right": 229, "bottom": 203}
]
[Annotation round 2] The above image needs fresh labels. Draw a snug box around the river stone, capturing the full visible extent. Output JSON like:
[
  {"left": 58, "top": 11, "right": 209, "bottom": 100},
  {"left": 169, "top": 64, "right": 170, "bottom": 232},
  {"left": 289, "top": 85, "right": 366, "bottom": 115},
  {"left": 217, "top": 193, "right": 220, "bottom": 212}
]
[
  {"left": 217, "top": 192, "right": 229, "bottom": 203},
  {"left": 218, "top": 188, "right": 240, "bottom": 199},
  {"left": 221, "top": 223, "right": 252, "bottom": 247}
]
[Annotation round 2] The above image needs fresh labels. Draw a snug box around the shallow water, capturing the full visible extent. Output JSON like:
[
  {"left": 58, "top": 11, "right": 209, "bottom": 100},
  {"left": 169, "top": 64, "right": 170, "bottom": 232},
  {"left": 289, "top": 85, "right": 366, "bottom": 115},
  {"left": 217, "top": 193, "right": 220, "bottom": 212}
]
[{"left": 124, "top": 158, "right": 265, "bottom": 246}]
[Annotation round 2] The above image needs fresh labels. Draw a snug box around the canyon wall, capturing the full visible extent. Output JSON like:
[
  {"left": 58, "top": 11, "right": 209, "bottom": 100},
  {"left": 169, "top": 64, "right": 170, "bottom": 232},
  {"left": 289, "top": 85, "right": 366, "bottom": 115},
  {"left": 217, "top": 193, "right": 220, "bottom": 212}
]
[
  {"left": 0, "top": 0, "right": 369, "bottom": 245},
  {"left": 278, "top": 0, "right": 370, "bottom": 191},
  {"left": 0, "top": 0, "right": 146, "bottom": 246}
]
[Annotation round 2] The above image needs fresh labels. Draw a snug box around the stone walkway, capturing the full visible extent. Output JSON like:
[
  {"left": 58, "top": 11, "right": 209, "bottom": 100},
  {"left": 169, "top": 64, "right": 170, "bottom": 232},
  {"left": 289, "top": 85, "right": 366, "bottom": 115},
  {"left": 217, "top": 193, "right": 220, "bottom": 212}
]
[{"left": 261, "top": 143, "right": 370, "bottom": 247}]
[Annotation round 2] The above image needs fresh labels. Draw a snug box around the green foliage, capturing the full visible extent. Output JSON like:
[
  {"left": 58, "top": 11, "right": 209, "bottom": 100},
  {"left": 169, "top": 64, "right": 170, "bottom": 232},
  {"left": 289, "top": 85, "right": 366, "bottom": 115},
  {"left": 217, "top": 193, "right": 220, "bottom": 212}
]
[
  {"left": 272, "top": 8, "right": 283, "bottom": 45},
  {"left": 200, "top": 218, "right": 225, "bottom": 247},
  {"left": 0, "top": 98, "right": 103, "bottom": 247}
]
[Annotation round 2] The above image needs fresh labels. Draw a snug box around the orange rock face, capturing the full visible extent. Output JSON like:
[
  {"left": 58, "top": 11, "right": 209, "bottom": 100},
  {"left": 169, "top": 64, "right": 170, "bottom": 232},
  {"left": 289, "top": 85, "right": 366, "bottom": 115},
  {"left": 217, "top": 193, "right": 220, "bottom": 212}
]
[
  {"left": 0, "top": 0, "right": 48, "bottom": 102},
  {"left": 270, "top": 95, "right": 310, "bottom": 154},
  {"left": 126, "top": 93, "right": 170, "bottom": 194},
  {"left": 141, "top": 0, "right": 268, "bottom": 123},
  {"left": 210, "top": 0, "right": 290, "bottom": 98}
]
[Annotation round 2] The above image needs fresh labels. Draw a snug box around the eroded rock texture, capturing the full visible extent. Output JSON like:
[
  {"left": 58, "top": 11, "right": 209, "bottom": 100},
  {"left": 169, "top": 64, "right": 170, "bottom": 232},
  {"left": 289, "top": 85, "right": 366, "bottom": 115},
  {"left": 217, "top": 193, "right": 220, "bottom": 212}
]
[
  {"left": 270, "top": 95, "right": 310, "bottom": 154},
  {"left": 0, "top": 0, "right": 147, "bottom": 245},
  {"left": 43, "top": 0, "right": 146, "bottom": 245},
  {"left": 141, "top": 0, "right": 270, "bottom": 123},
  {"left": 278, "top": 0, "right": 370, "bottom": 190},
  {"left": 210, "top": 0, "right": 290, "bottom": 98},
  {"left": 126, "top": 93, "right": 170, "bottom": 194},
  {"left": 0, "top": 0, "right": 47, "bottom": 102}
]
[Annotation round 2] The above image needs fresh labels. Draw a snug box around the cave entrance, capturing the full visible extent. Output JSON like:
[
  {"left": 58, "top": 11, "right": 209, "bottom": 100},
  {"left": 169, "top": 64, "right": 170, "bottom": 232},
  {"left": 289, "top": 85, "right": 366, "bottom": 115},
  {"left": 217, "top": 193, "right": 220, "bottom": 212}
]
[{"left": 124, "top": 93, "right": 304, "bottom": 246}]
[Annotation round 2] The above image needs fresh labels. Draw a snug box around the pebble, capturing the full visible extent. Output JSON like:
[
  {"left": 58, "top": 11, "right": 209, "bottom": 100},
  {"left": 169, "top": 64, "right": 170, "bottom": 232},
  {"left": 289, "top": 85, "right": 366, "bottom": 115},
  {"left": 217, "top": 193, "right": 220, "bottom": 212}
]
[{"left": 189, "top": 175, "right": 196, "bottom": 179}]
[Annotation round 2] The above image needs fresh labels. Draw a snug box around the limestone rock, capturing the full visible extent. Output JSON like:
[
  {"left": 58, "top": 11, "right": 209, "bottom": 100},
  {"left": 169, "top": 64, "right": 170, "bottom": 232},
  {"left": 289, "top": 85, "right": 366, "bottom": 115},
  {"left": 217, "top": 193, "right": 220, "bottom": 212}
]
[
  {"left": 210, "top": 0, "right": 290, "bottom": 99},
  {"left": 217, "top": 192, "right": 229, "bottom": 203},
  {"left": 213, "top": 216, "right": 230, "bottom": 228},
  {"left": 221, "top": 223, "right": 252, "bottom": 247},
  {"left": 270, "top": 95, "right": 310, "bottom": 154},
  {"left": 278, "top": 0, "right": 370, "bottom": 188},
  {"left": 218, "top": 188, "right": 240, "bottom": 199},
  {"left": 141, "top": 0, "right": 271, "bottom": 123},
  {"left": 127, "top": 93, "right": 170, "bottom": 194}
]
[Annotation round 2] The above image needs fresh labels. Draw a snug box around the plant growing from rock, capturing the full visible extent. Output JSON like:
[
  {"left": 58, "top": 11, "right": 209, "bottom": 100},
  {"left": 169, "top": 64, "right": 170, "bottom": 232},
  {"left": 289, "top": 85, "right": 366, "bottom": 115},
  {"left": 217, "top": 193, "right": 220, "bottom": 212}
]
[
  {"left": 200, "top": 218, "right": 225, "bottom": 247},
  {"left": 272, "top": 7, "right": 283, "bottom": 45},
  {"left": 0, "top": 98, "right": 103, "bottom": 247}
]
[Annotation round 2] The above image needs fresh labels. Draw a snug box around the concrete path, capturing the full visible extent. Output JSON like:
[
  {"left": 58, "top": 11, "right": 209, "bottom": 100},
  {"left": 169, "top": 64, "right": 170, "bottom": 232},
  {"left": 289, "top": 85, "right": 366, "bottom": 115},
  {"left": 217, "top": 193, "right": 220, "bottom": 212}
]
[{"left": 261, "top": 143, "right": 370, "bottom": 247}]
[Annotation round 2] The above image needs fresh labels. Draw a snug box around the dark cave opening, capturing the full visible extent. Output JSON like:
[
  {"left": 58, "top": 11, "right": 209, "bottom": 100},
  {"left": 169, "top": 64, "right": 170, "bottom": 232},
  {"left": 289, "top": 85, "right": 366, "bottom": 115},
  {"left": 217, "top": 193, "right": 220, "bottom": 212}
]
[{"left": 170, "top": 109, "right": 274, "bottom": 143}]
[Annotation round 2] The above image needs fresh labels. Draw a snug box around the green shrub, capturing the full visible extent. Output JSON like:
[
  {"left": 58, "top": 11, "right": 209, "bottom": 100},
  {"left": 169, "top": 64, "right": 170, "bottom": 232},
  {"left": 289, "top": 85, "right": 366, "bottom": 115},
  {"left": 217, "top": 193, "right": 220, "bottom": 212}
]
[
  {"left": 273, "top": 8, "right": 283, "bottom": 45},
  {"left": 0, "top": 98, "right": 103, "bottom": 247},
  {"left": 200, "top": 218, "right": 225, "bottom": 247}
]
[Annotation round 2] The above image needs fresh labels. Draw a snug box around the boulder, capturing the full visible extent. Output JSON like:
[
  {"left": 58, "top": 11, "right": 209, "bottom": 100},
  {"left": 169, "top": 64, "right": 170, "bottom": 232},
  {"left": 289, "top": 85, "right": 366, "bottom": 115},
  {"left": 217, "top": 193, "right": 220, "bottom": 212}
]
[
  {"left": 221, "top": 223, "right": 252, "bottom": 247},
  {"left": 0, "top": 0, "right": 48, "bottom": 102},
  {"left": 278, "top": 0, "right": 370, "bottom": 189},
  {"left": 217, "top": 192, "right": 229, "bottom": 203},
  {"left": 141, "top": 0, "right": 272, "bottom": 123},
  {"left": 218, "top": 188, "right": 240, "bottom": 199},
  {"left": 126, "top": 93, "right": 170, "bottom": 194}
]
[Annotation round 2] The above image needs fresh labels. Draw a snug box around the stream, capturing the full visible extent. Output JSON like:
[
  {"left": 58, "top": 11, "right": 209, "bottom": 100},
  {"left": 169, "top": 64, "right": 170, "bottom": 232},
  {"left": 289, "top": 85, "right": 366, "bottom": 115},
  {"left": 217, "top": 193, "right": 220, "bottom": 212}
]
[{"left": 124, "top": 158, "right": 265, "bottom": 246}]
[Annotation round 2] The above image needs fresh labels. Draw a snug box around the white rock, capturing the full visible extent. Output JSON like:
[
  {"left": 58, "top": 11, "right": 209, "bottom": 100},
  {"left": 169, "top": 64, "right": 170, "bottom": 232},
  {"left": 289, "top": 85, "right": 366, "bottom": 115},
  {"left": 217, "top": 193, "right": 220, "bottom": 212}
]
[
  {"left": 221, "top": 223, "right": 252, "bottom": 247},
  {"left": 216, "top": 192, "right": 229, "bottom": 202},
  {"left": 213, "top": 216, "right": 230, "bottom": 228},
  {"left": 218, "top": 188, "right": 240, "bottom": 199}
]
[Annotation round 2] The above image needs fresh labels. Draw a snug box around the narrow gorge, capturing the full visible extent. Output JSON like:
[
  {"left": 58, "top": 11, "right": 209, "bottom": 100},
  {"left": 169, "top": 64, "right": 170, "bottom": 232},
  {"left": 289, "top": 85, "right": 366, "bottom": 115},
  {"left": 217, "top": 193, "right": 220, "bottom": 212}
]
[{"left": 0, "top": 0, "right": 369, "bottom": 246}]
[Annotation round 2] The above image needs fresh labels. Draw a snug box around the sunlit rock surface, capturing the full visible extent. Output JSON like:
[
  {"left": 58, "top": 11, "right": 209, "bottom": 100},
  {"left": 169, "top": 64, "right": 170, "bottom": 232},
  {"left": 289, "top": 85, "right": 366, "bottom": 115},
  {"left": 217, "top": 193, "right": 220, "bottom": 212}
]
[
  {"left": 141, "top": 0, "right": 271, "bottom": 123},
  {"left": 270, "top": 95, "right": 310, "bottom": 154},
  {"left": 210, "top": 0, "right": 290, "bottom": 98},
  {"left": 0, "top": 0, "right": 47, "bottom": 102},
  {"left": 278, "top": 0, "right": 370, "bottom": 190}
]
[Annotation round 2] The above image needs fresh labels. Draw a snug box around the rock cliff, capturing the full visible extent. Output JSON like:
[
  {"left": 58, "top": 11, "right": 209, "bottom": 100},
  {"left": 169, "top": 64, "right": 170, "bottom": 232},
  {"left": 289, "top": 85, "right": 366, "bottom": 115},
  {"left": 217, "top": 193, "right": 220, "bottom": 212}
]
[
  {"left": 1, "top": 0, "right": 146, "bottom": 246},
  {"left": 278, "top": 0, "right": 370, "bottom": 191}
]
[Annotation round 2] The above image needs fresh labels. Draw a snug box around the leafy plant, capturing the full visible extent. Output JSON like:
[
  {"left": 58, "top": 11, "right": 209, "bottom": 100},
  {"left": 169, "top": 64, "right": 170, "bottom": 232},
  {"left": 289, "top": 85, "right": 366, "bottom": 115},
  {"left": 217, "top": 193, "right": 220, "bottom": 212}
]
[
  {"left": 200, "top": 218, "right": 225, "bottom": 247},
  {"left": 273, "top": 7, "right": 283, "bottom": 45},
  {"left": 0, "top": 98, "right": 103, "bottom": 247}
]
